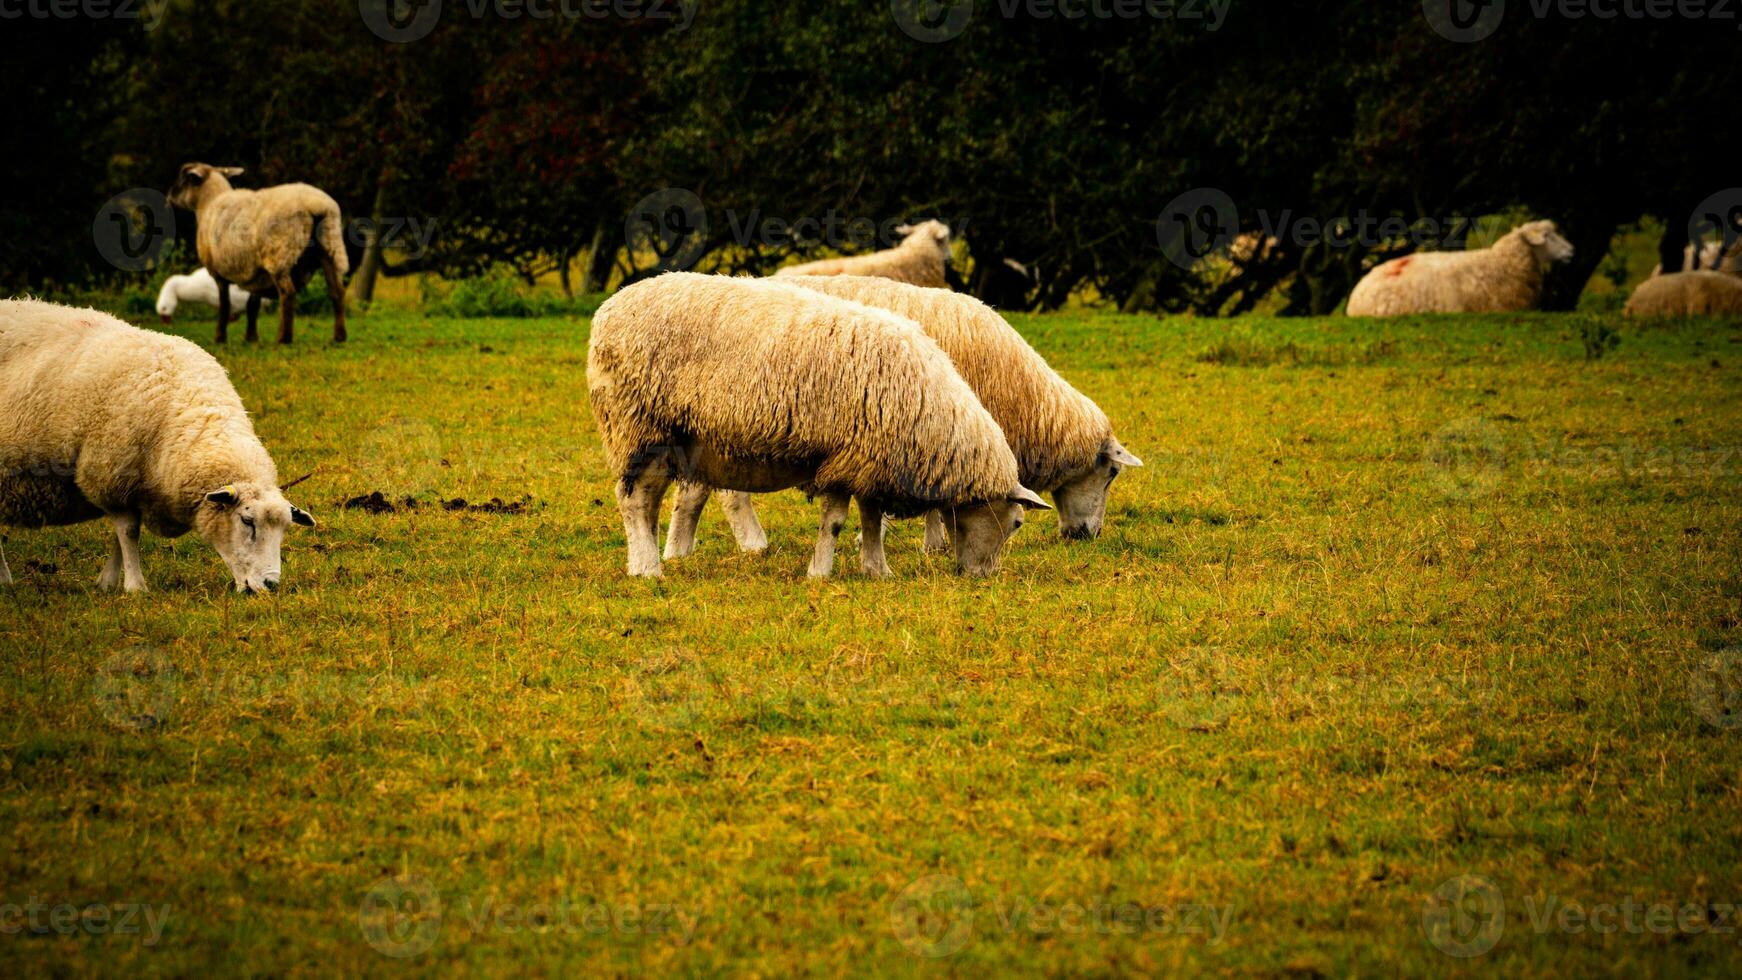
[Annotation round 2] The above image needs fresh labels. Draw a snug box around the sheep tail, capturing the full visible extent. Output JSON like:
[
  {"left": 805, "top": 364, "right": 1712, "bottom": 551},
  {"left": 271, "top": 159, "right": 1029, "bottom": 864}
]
[{"left": 313, "top": 206, "right": 350, "bottom": 278}]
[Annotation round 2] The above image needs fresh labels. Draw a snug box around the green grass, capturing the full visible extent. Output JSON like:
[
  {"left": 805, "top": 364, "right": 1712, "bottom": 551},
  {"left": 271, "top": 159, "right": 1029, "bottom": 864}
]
[{"left": 2, "top": 304, "right": 1740, "bottom": 976}]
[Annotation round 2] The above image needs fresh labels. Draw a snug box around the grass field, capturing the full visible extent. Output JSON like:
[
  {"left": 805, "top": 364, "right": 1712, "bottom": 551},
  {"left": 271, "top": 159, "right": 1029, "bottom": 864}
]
[{"left": 2, "top": 302, "right": 1740, "bottom": 976}]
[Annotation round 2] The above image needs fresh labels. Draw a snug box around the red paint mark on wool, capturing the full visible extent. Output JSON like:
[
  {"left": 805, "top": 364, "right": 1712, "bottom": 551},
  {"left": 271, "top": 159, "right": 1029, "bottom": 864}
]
[{"left": 1384, "top": 257, "right": 1414, "bottom": 278}]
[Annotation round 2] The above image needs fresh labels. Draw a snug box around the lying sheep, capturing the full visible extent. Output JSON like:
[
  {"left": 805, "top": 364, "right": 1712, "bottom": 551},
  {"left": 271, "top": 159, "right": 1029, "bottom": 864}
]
[
  {"left": 168, "top": 163, "right": 348, "bottom": 344},
  {"left": 156, "top": 267, "right": 259, "bottom": 325},
  {"left": 1624, "top": 270, "right": 1742, "bottom": 317},
  {"left": 0, "top": 299, "right": 315, "bottom": 593},
  {"left": 587, "top": 273, "right": 1049, "bottom": 578},
  {"left": 665, "top": 275, "right": 1141, "bottom": 560},
  {"left": 774, "top": 220, "right": 952, "bottom": 288},
  {"left": 1345, "top": 220, "right": 1574, "bottom": 316}
]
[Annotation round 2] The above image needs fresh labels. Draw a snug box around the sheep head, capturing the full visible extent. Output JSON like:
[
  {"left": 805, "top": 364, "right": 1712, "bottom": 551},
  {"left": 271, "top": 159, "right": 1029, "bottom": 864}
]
[
  {"left": 1052, "top": 438, "right": 1144, "bottom": 541},
  {"left": 896, "top": 220, "right": 953, "bottom": 263},
  {"left": 195, "top": 481, "right": 315, "bottom": 594},
  {"left": 941, "top": 485, "right": 1051, "bottom": 577},
  {"left": 1516, "top": 220, "right": 1575, "bottom": 265},
  {"left": 169, "top": 163, "right": 246, "bottom": 211}
]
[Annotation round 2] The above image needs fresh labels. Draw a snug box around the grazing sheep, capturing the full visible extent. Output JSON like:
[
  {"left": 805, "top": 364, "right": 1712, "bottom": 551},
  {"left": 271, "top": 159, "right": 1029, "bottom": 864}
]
[
  {"left": 168, "top": 163, "right": 348, "bottom": 344},
  {"left": 665, "top": 275, "right": 1141, "bottom": 560},
  {"left": 587, "top": 273, "right": 1049, "bottom": 579},
  {"left": 1650, "top": 239, "right": 1742, "bottom": 278},
  {"left": 1624, "top": 270, "right": 1742, "bottom": 317},
  {"left": 1345, "top": 220, "right": 1574, "bottom": 316},
  {"left": 774, "top": 220, "right": 952, "bottom": 288},
  {"left": 0, "top": 299, "right": 315, "bottom": 593},
  {"left": 155, "top": 267, "right": 257, "bottom": 325}
]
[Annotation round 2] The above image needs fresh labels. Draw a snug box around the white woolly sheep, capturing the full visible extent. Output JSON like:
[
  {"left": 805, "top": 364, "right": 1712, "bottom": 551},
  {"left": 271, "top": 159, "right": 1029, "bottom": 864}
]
[
  {"left": 774, "top": 220, "right": 952, "bottom": 288},
  {"left": 1650, "top": 239, "right": 1742, "bottom": 278},
  {"left": 1345, "top": 220, "right": 1575, "bottom": 316},
  {"left": 156, "top": 267, "right": 258, "bottom": 325},
  {"left": 1624, "top": 270, "right": 1742, "bottom": 317},
  {"left": 0, "top": 299, "right": 315, "bottom": 593},
  {"left": 168, "top": 163, "right": 349, "bottom": 344},
  {"left": 665, "top": 275, "right": 1142, "bottom": 561},
  {"left": 587, "top": 272, "right": 1050, "bottom": 579}
]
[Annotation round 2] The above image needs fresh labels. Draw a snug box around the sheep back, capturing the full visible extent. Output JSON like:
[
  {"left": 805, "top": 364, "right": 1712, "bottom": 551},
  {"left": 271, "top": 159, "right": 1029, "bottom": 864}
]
[{"left": 1625, "top": 270, "right": 1742, "bottom": 317}]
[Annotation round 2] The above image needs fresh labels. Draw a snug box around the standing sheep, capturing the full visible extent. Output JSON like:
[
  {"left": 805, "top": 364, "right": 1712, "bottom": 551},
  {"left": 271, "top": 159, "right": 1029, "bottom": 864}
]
[
  {"left": 774, "top": 220, "right": 953, "bottom": 288},
  {"left": 156, "top": 267, "right": 258, "bottom": 324},
  {"left": 1345, "top": 220, "right": 1574, "bottom": 316},
  {"left": 587, "top": 273, "right": 1050, "bottom": 579},
  {"left": 1624, "top": 270, "right": 1742, "bottom": 317},
  {"left": 168, "top": 163, "right": 349, "bottom": 345},
  {"left": 665, "top": 275, "right": 1142, "bottom": 560},
  {"left": 0, "top": 300, "right": 316, "bottom": 593}
]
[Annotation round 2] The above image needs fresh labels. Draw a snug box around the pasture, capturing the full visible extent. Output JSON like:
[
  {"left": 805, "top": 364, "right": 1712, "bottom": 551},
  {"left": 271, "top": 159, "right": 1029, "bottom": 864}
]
[{"left": 1, "top": 306, "right": 1739, "bottom": 975}]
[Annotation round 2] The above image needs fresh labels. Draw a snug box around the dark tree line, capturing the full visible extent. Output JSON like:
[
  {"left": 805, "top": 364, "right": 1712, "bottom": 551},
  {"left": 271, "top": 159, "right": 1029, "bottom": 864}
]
[{"left": 2, "top": 0, "right": 1736, "bottom": 313}]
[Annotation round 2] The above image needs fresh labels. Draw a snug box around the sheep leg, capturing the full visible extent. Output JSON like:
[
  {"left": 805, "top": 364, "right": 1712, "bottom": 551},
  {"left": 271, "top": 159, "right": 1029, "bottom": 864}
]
[
  {"left": 664, "top": 482, "right": 709, "bottom": 560},
  {"left": 858, "top": 498, "right": 891, "bottom": 579},
  {"left": 807, "top": 493, "right": 852, "bottom": 579},
  {"left": 0, "top": 537, "right": 12, "bottom": 586},
  {"left": 616, "top": 459, "right": 674, "bottom": 578},
  {"left": 720, "top": 490, "right": 768, "bottom": 552},
  {"left": 321, "top": 251, "right": 348, "bottom": 344},
  {"left": 923, "top": 509, "right": 951, "bottom": 554},
  {"left": 108, "top": 513, "right": 147, "bottom": 593},
  {"left": 275, "top": 274, "right": 297, "bottom": 345},
  {"left": 97, "top": 534, "right": 122, "bottom": 591},
  {"left": 244, "top": 293, "right": 263, "bottom": 343},
  {"left": 214, "top": 273, "right": 232, "bottom": 344}
]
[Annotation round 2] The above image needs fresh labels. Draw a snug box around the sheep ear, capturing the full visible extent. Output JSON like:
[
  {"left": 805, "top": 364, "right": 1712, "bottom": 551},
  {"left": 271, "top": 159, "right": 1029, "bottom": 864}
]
[
  {"left": 932, "top": 224, "right": 951, "bottom": 242},
  {"left": 1106, "top": 441, "right": 1143, "bottom": 468},
  {"left": 218, "top": 167, "right": 245, "bottom": 177},
  {"left": 290, "top": 505, "right": 316, "bottom": 528},
  {"left": 1008, "top": 486, "right": 1052, "bottom": 510},
  {"left": 894, "top": 223, "right": 914, "bottom": 236},
  {"left": 206, "top": 485, "right": 240, "bottom": 506}
]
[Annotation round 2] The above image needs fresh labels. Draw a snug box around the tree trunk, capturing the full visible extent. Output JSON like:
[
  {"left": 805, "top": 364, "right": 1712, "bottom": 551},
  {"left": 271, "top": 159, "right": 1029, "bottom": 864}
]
[
  {"left": 579, "top": 220, "right": 607, "bottom": 295},
  {"left": 557, "top": 248, "right": 574, "bottom": 300},
  {"left": 587, "top": 220, "right": 621, "bottom": 293},
  {"left": 1656, "top": 216, "right": 1691, "bottom": 274},
  {"left": 1541, "top": 217, "right": 1622, "bottom": 311},
  {"left": 350, "top": 182, "right": 388, "bottom": 308}
]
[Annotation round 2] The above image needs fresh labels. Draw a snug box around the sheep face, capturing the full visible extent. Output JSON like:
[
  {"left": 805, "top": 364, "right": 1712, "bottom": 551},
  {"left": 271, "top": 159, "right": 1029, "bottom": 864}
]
[
  {"left": 1520, "top": 221, "right": 1575, "bottom": 264},
  {"left": 168, "top": 163, "right": 246, "bottom": 210},
  {"left": 195, "top": 482, "right": 315, "bottom": 594},
  {"left": 1052, "top": 440, "right": 1144, "bottom": 541},
  {"left": 896, "top": 221, "right": 952, "bottom": 263},
  {"left": 942, "top": 487, "right": 1051, "bottom": 577}
]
